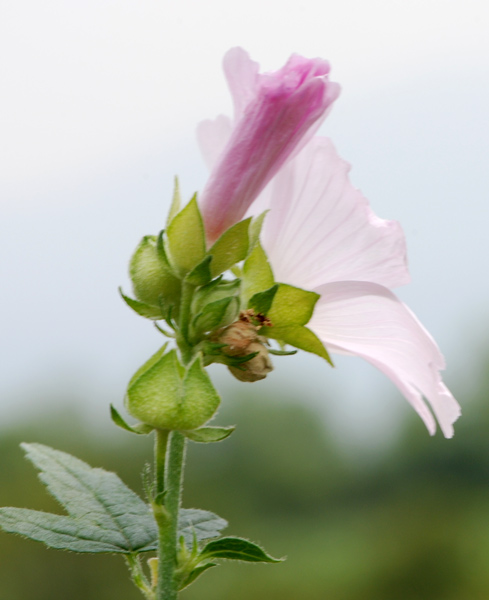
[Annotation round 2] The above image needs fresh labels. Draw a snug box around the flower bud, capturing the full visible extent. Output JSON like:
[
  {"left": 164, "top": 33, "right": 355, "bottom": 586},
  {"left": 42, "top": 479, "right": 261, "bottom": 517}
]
[{"left": 228, "top": 342, "right": 273, "bottom": 382}]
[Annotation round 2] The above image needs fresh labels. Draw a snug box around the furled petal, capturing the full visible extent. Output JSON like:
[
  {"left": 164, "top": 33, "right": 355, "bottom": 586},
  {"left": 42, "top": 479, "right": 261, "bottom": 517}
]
[
  {"left": 199, "top": 47, "right": 340, "bottom": 242},
  {"left": 250, "top": 137, "right": 410, "bottom": 290},
  {"left": 308, "top": 281, "right": 461, "bottom": 437},
  {"left": 196, "top": 114, "right": 233, "bottom": 171}
]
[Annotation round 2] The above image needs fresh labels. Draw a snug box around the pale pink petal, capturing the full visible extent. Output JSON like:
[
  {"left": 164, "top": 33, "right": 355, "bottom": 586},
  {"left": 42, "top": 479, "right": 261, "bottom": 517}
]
[
  {"left": 308, "top": 281, "right": 461, "bottom": 438},
  {"left": 196, "top": 115, "right": 233, "bottom": 170},
  {"left": 252, "top": 137, "right": 410, "bottom": 290},
  {"left": 199, "top": 49, "right": 339, "bottom": 242}
]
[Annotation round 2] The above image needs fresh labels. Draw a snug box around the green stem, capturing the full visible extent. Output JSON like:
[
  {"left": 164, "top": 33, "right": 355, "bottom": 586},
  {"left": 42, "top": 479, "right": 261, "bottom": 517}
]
[
  {"left": 126, "top": 554, "right": 154, "bottom": 600},
  {"left": 177, "top": 282, "right": 195, "bottom": 365},
  {"left": 155, "top": 431, "right": 187, "bottom": 600}
]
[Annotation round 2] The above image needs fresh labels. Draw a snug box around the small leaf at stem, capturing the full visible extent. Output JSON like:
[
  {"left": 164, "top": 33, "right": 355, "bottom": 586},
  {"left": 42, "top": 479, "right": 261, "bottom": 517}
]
[
  {"left": 179, "top": 562, "right": 218, "bottom": 590},
  {"left": 119, "top": 288, "right": 163, "bottom": 320},
  {"left": 200, "top": 536, "right": 283, "bottom": 562},
  {"left": 208, "top": 218, "right": 252, "bottom": 277},
  {"left": 182, "top": 426, "right": 235, "bottom": 443},
  {"left": 248, "top": 284, "right": 279, "bottom": 316},
  {"left": 110, "top": 405, "right": 154, "bottom": 435}
]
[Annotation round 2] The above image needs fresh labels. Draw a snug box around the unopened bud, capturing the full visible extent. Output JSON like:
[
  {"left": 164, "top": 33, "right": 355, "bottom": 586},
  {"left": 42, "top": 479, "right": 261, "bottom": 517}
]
[{"left": 229, "top": 342, "right": 273, "bottom": 382}]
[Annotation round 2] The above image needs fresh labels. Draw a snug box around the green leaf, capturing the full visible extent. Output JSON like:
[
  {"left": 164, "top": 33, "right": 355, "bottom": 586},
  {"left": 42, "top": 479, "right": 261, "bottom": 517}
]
[
  {"left": 248, "top": 211, "right": 268, "bottom": 250},
  {"left": 267, "top": 283, "right": 320, "bottom": 327},
  {"left": 166, "top": 195, "right": 206, "bottom": 275},
  {"left": 126, "top": 351, "right": 220, "bottom": 431},
  {"left": 179, "top": 562, "right": 218, "bottom": 590},
  {"left": 119, "top": 288, "right": 163, "bottom": 320},
  {"left": 110, "top": 405, "right": 153, "bottom": 435},
  {"left": 191, "top": 278, "right": 241, "bottom": 314},
  {"left": 248, "top": 284, "right": 279, "bottom": 316},
  {"left": 178, "top": 508, "right": 228, "bottom": 546},
  {"left": 166, "top": 176, "right": 182, "bottom": 226},
  {"left": 200, "top": 537, "right": 283, "bottom": 563},
  {"left": 207, "top": 218, "right": 252, "bottom": 277},
  {"left": 266, "top": 325, "right": 333, "bottom": 365},
  {"left": 0, "top": 444, "right": 158, "bottom": 554},
  {"left": 185, "top": 255, "right": 213, "bottom": 286},
  {"left": 182, "top": 426, "right": 235, "bottom": 443},
  {"left": 268, "top": 348, "right": 298, "bottom": 356},
  {"left": 241, "top": 242, "right": 274, "bottom": 304},
  {"left": 191, "top": 296, "right": 239, "bottom": 341}
]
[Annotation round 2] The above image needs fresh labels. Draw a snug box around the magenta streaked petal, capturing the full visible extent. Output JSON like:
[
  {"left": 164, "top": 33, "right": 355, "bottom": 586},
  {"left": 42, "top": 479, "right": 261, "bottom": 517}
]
[
  {"left": 199, "top": 48, "right": 339, "bottom": 242},
  {"left": 253, "top": 137, "right": 410, "bottom": 290},
  {"left": 308, "top": 281, "right": 461, "bottom": 438}
]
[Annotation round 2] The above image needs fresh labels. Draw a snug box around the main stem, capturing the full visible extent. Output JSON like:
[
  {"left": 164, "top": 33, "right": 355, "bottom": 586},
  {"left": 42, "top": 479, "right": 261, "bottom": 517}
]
[{"left": 155, "top": 430, "right": 187, "bottom": 600}]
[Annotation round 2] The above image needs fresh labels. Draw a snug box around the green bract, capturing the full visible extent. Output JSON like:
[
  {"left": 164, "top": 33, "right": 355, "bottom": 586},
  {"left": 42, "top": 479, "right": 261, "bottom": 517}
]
[
  {"left": 166, "top": 195, "right": 206, "bottom": 276},
  {"left": 126, "top": 348, "right": 220, "bottom": 431}
]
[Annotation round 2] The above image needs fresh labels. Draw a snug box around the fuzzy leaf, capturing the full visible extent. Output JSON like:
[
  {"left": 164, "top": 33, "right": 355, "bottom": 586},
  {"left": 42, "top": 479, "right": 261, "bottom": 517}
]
[
  {"left": 248, "top": 284, "right": 279, "bottom": 316},
  {"left": 248, "top": 211, "right": 268, "bottom": 251},
  {"left": 182, "top": 426, "right": 235, "bottom": 443},
  {"left": 178, "top": 508, "right": 228, "bottom": 546},
  {"left": 200, "top": 536, "right": 283, "bottom": 563},
  {"left": 110, "top": 405, "right": 153, "bottom": 435},
  {"left": 208, "top": 218, "right": 252, "bottom": 277},
  {"left": 186, "top": 255, "right": 213, "bottom": 286},
  {"left": 191, "top": 297, "right": 239, "bottom": 340},
  {"left": 266, "top": 325, "right": 333, "bottom": 365},
  {"left": 179, "top": 562, "right": 218, "bottom": 590},
  {"left": 241, "top": 242, "right": 274, "bottom": 304},
  {"left": 166, "top": 195, "right": 206, "bottom": 275},
  {"left": 119, "top": 289, "right": 163, "bottom": 320},
  {"left": 166, "top": 177, "right": 182, "bottom": 226},
  {"left": 267, "top": 283, "right": 319, "bottom": 327}
]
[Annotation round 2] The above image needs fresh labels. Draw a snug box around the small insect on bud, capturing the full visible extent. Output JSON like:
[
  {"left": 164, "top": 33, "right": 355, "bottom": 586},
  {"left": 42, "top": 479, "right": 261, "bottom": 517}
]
[{"left": 217, "top": 310, "right": 273, "bottom": 382}]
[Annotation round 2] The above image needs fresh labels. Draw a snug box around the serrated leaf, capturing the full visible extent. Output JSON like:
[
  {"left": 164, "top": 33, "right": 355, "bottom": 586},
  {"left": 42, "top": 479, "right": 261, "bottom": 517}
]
[
  {"left": 166, "top": 176, "right": 182, "bottom": 226},
  {"left": 179, "top": 562, "right": 218, "bottom": 590},
  {"left": 266, "top": 325, "right": 333, "bottom": 365},
  {"left": 110, "top": 405, "right": 153, "bottom": 435},
  {"left": 208, "top": 218, "right": 252, "bottom": 277},
  {"left": 242, "top": 242, "right": 274, "bottom": 304},
  {"left": 248, "top": 284, "right": 279, "bottom": 316},
  {"left": 200, "top": 537, "right": 283, "bottom": 563},
  {"left": 4, "top": 444, "right": 158, "bottom": 553},
  {"left": 182, "top": 426, "right": 235, "bottom": 443},
  {"left": 166, "top": 195, "right": 206, "bottom": 275},
  {"left": 186, "top": 255, "right": 213, "bottom": 286},
  {"left": 267, "top": 283, "right": 319, "bottom": 327},
  {"left": 119, "top": 288, "right": 163, "bottom": 320}
]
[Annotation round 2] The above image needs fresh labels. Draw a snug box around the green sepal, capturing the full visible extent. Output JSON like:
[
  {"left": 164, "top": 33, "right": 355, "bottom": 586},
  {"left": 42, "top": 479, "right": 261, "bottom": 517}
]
[
  {"left": 186, "top": 255, "right": 213, "bottom": 286},
  {"left": 248, "top": 211, "right": 268, "bottom": 250},
  {"left": 191, "top": 296, "right": 240, "bottom": 341},
  {"left": 166, "top": 195, "right": 206, "bottom": 276},
  {"left": 207, "top": 218, "right": 252, "bottom": 277},
  {"left": 182, "top": 426, "right": 235, "bottom": 443},
  {"left": 267, "top": 283, "right": 319, "bottom": 327},
  {"left": 110, "top": 405, "right": 154, "bottom": 435},
  {"left": 242, "top": 242, "right": 274, "bottom": 304},
  {"left": 166, "top": 177, "right": 182, "bottom": 226},
  {"left": 129, "top": 235, "right": 181, "bottom": 308},
  {"left": 126, "top": 350, "right": 220, "bottom": 430},
  {"left": 179, "top": 562, "right": 218, "bottom": 591},
  {"left": 268, "top": 348, "right": 298, "bottom": 356},
  {"left": 192, "top": 278, "right": 241, "bottom": 314},
  {"left": 200, "top": 537, "right": 283, "bottom": 563},
  {"left": 248, "top": 284, "right": 279, "bottom": 316},
  {"left": 119, "top": 288, "right": 163, "bottom": 320},
  {"left": 266, "top": 325, "right": 333, "bottom": 365}
]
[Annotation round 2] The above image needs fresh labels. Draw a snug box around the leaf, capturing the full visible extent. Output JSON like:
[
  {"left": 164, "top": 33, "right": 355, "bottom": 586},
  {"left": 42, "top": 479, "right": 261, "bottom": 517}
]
[
  {"left": 200, "top": 537, "right": 283, "bottom": 563},
  {"left": 166, "top": 195, "right": 206, "bottom": 275},
  {"left": 110, "top": 405, "right": 153, "bottom": 435},
  {"left": 208, "top": 218, "right": 252, "bottom": 277},
  {"left": 182, "top": 426, "right": 235, "bottom": 443},
  {"left": 241, "top": 242, "right": 274, "bottom": 304},
  {"left": 191, "top": 296, "right": 239, "bottom": 340},
  {"left": 248, "top": 211, "right": 268, "bottom": 251},
  {"left": 0, "top": 444, "right": 158, "bottom": 554},
  {"left": 267, "top": 283, "right": 319, "bottom": 327},
  {"left": 266, "top": 325, "right": 333, "bottom": 365},
  {"left": 178, "top": 508, "right": 228, "bottom": 546},
  {"left": 166, "top": 176, "right": 182, "bottom": 226},
  {"left": 179, "top": 562, "right": 218, "bottom": 590},
  {"left": 119, "top": 289, "right": 163, "bottom": 320},
  {"left": 186, "top": 255, "right": 213, "bottom": 286},
  {"left": 248, "top": 284, "right": 279, "bottom": 316}
]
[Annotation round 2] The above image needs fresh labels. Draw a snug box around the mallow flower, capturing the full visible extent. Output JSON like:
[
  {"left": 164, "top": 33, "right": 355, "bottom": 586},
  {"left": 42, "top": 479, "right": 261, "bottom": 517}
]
[{"left": 198, "top": 48, "right": 461, "bottom": 438}]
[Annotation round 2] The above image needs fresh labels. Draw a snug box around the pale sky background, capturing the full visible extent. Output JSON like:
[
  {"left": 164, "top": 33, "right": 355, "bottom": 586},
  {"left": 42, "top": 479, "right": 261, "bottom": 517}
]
[{"left": 1, "top": 0, "right": 488, "bottom": 450}]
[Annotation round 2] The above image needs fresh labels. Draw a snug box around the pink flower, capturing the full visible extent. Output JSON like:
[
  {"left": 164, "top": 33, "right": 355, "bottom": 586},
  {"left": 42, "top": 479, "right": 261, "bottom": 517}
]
[
  {"left": 198, "top": 47, "right": 340, "bottom": 242},
  {"left": 198, "top": 49, "right": 461, "bottom": 438}
]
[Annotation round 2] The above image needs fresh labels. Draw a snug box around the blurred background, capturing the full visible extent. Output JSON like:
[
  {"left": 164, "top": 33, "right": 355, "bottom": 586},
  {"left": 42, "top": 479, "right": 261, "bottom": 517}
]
[{"left": 1, "top": 0, "right": 489, "bottom": 598}]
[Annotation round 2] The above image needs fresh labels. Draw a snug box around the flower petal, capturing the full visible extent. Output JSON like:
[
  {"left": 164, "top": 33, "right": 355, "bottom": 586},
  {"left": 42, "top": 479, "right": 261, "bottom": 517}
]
[
  {"left": 199, "top": 49, "right": 339, "bottom": 242},
  {"left": 308, "top": 281, "right": 461, "bottom": 437},
  {"left": 196, "top": 114, "right": 233, "bottom": 171},
  {"left": 253, "top": 137, "right": 410, "bottom": 290}
]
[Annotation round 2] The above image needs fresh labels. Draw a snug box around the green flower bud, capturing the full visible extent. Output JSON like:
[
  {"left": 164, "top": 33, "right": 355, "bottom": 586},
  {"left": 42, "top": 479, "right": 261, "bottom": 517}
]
[
  {"left": 125, "top": 347, "right": 220, "bottom": 431},
  {"left": 129, "top": 235, "right": 181, "bottom": 308}
]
